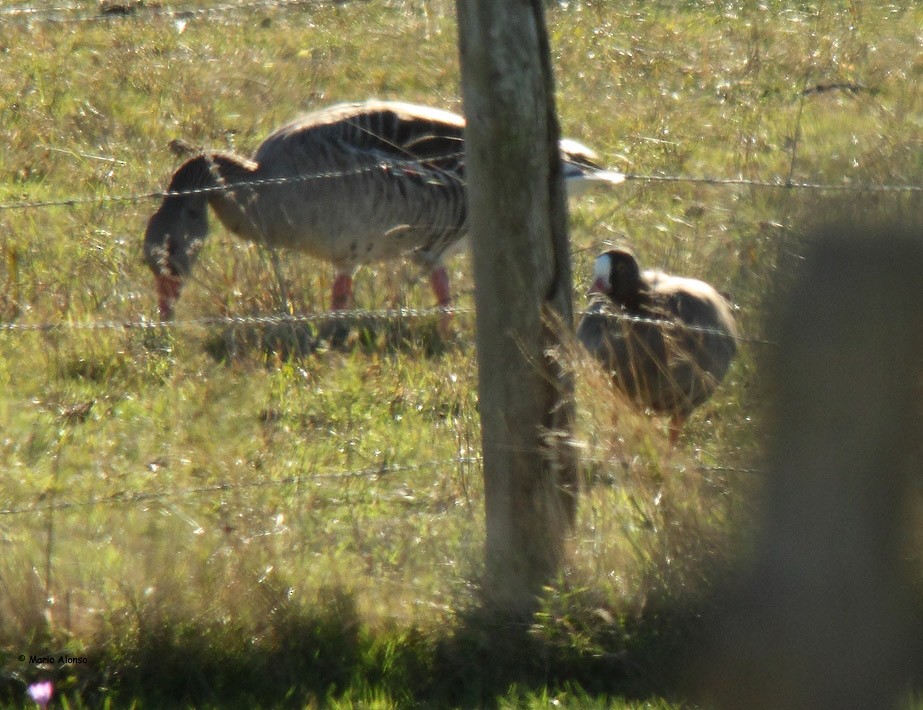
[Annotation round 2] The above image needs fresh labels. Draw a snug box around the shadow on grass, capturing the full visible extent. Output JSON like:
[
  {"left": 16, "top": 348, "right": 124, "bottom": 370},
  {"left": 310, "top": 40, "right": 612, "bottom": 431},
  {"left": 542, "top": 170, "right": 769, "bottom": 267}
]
[
  {"left": 1, "top": 583, "right": 717, "bottom": 709},
  {"left": 427, "top": 594, "right": 703, "bottom": 709}
]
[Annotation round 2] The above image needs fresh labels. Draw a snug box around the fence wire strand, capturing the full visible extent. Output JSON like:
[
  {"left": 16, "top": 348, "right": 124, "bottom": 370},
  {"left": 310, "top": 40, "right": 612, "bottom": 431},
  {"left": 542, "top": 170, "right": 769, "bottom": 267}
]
[
  {"left": 0, "top": 448, "right": 763, "bottom": 519},
  {"left": 0, "top": 305, "right": 472, "bottom": 332},
  {"left": 0, "top": 168, "right": 919, "bottom": 214},
  {"left": 0, "top": 456, "right": 482, "bottom": 517},
  {"left": 0, "top": 0, "right": 341, "bottom": 25},
  {"left": 623, "top": 172, "right": 922, "bottom": 193},
  {"left": 0, "top": 305, "right": 775, "bottom": 345},
  {"left": 0, "top": 157, "right": 468, "bottom": 212}
]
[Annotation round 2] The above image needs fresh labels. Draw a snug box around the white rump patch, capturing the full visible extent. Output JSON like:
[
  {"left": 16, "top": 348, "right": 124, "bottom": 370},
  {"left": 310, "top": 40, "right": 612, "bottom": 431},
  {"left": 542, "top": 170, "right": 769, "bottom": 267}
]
[{"left": 594, "top": 253, "right": 612, "bottom": 283}]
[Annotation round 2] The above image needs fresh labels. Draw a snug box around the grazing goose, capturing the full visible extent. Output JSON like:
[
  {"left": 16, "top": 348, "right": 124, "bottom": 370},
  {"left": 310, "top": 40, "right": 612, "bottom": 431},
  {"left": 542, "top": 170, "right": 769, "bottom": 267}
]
[
  {"left": 577, "top": 248, "right": 738, "bottom": 444},
  {"left": 144, "top": 100, "right": 625, "bottom": 328}
]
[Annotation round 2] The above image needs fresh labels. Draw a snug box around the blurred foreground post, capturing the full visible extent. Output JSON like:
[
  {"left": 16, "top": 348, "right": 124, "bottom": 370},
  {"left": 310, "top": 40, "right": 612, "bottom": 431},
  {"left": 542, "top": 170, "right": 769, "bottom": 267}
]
[
  {"left": 456, "top": 0, "right": 578, "bottom": 615},
  {"left": 705, "top": 223, "right": 923, "bottom": 709}
]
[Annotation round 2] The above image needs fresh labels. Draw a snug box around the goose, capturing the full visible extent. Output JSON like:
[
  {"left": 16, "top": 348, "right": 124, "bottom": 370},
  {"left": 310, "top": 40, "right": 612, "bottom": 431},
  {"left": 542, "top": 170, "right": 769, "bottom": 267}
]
[
  {"left": 577, "top": 247, "right": 738, "bottom": 444},
  {"left": 143, "top": 100, "right": 626, "bottom": 330}
]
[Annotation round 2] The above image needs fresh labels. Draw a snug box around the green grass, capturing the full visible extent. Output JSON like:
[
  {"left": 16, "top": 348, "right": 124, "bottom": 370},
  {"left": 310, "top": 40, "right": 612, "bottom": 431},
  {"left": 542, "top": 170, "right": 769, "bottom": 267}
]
[{"left": 1, "top": 0, "right": 921, "bottom": 707}]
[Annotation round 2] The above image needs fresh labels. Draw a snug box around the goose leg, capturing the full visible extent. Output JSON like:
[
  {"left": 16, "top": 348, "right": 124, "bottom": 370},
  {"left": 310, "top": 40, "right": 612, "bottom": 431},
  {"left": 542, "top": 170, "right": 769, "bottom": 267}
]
[
  {"left": 324, "top": 272, "right": 355, "bottom": 348},
  {"left": 331, "top": 273, "right": 353, "bottom": 311},
  {"left": 429, "top": 266, "right": 452, "bottom": 335},
  {"left": 155, "top": 273, "right": 183, "bottom": 321},
  {"left": 668, "top": 414, "right": 685, "bottom": 446}
]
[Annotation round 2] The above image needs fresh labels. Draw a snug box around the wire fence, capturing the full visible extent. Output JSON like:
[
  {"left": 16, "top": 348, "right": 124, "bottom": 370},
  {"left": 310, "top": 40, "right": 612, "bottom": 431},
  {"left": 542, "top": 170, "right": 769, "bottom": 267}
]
[
  {"left": 0, "top": 450, "right": 763, "bottom": 519},
  {"left": 0, "top": 120, "right": 782, "bottom": 528},
  {"left": 1, "top": 169, "right": 920, "bottom": 214},
  {"left": 0, "top": 150, "right": 836, "bottom": 344},
  {"left": 0, "top": 306, "right": 775, "bottom": 345},
  {"left": 0, "top": 0, "right": 902, "bottom": 593},
  {"left": 0, "top": 455, "right": 482, "bottom": 517},
  {"left": 0, "top": 305, "right": 776, "bottom": 345},
  {"left": 0, "top": 156, "right": 472, "bottom": 212},
  {"left": 0, "top": 158, "right": 912, "bottom": 346},
  {"left": 622, "top": 172, "right": 922, "bottom": 193},
  {"left": 0, "top": 0, "right": 351, "bottom": 25},
  {"left": 0, "top": 305, "right": 469, "bottom": 333}
]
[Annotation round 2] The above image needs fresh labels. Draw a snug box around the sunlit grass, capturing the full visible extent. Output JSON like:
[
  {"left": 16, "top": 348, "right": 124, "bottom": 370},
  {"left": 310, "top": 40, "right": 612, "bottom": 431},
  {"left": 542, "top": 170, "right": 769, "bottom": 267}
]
[{"left": 0, "top": 0, "right": 920, "bottom": 706}]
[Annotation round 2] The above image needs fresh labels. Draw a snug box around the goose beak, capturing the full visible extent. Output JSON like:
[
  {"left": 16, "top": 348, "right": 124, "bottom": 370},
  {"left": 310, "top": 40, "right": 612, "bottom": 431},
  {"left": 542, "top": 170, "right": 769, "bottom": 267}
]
[{"left": 155, "top": 273, "right": 183, "bottom": 321}]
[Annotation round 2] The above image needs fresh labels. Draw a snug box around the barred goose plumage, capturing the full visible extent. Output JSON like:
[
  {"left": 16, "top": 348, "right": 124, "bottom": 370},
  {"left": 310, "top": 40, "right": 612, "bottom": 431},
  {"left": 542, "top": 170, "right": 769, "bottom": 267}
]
[
  {"left": 577, "top": 248, "right": 738, "bottom": 444},
  {"left": 143, "top": 100, "right": 625, "bottom": 328}
]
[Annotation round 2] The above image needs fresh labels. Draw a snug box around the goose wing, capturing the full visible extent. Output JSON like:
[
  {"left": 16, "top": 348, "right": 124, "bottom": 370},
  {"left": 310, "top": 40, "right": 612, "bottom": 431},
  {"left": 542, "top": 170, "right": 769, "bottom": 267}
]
[
  {"left": 577, "top": 299, "right": 671, "bottom": 408},
  {"left": 255, "top": 101, "right": 466, "bottom": 176},
  {"left": 653, "top": 282, "right": 738, "bottom": 412}
]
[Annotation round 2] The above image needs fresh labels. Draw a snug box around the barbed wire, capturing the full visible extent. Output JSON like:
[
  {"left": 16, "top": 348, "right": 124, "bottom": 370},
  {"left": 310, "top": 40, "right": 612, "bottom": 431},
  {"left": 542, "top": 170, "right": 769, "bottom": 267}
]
[
  {"left": 0, "top": 167, "right": 919, "bottom": 214},
  {"left": 0, "top": 305, "right": 469, "bottom": 331},
  {"left": 0, "top": 447, "right": 763, "bottom": 519},
  {"left": 0, "top": 157, "right": 468, "bottom": 212},
  {"left": 0, "top": 307, "right": 310, "bottom": 332},
  {"left": 0, "top": 455, "right": 482, "bottom": 517},
  {"left": 0, "top": 305, "right": 775, "bottom": 345},
  {"left": 592, "top": 455, "right": 765, "bottom": 479},
  {"left": 578, "top": 308, "right": 776, "bottom": 345},
  {"left": 0, "top": 154, "right": 900, "bottom": 350},
  {"left": 0, "top": 0, "right": 341, "bottom": 26},
  {"left": 622, "top": 172, "right": 923, "bottom": 193}
]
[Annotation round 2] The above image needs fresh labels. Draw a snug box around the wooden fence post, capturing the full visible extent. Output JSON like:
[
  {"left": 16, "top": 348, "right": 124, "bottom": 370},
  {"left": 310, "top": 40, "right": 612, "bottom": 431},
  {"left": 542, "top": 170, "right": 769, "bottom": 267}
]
[
  {"left": 456, "top": 0, "right": 578, "bottom": 616},
  {"left": 705, "top": 222, "right": 923, "bottom": 709}
]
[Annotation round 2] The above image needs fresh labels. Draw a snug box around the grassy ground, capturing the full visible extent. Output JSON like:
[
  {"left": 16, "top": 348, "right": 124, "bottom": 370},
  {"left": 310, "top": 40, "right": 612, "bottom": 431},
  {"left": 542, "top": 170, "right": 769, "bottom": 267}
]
[{"left": 0, "top": 0, "right": 921, "bottom": 707}]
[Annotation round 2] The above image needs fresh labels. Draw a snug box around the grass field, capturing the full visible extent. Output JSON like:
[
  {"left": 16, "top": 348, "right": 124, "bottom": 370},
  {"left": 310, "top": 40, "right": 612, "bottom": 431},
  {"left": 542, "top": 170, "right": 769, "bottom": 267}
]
[{"left": 1, "top": 0, "right": 921, "bottom": 707}]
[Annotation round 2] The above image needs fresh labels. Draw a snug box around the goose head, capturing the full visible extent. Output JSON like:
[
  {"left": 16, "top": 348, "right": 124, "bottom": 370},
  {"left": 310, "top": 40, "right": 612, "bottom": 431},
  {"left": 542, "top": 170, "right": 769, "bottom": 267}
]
[
  {"left": 143, "top": 155, "right": 220, "bottom": 320},
  {"left": 589, "top": 247, "right": 644, "bottom": 308},
  {"left": 143, "top": 191, "right": 210, "bottom": 320}
]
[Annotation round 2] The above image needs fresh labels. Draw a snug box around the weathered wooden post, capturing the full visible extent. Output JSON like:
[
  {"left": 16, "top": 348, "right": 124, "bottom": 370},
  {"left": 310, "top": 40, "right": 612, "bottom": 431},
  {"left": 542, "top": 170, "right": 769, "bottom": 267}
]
[
  {"left": 704, "top": 221, "right": 923, "bottom": 708},
  {"left": 456, "top": 0, "right": 578, "bottom": 615}
]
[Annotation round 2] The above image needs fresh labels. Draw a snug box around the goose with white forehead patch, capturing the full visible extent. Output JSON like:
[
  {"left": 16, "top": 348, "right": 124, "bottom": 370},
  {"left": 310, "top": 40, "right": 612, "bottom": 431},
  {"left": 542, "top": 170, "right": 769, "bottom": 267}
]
[
  {"left": 577, "top": 247, "right": 738, "bottom": 444},
  {"left": 143, "top": 100, "right": 625, "bottom": 332}
]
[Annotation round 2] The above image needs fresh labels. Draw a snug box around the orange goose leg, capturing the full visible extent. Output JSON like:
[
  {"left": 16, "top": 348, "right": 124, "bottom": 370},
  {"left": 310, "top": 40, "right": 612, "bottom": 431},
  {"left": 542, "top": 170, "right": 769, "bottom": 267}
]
[
  {"left": 155, "top": 273, "right": 183, "bottom": 321},
  {"left": 429, "top": 266, "right": 452, "bottom": 335},
  {"left": 331, "top": 273, "right": 353, "bottom": 311}
]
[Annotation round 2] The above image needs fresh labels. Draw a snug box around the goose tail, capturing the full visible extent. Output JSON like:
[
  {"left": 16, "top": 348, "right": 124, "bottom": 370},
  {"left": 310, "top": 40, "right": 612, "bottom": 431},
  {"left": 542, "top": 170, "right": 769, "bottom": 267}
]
[{"left": 564, "top": 169, "right": 626, "bottom": 198}]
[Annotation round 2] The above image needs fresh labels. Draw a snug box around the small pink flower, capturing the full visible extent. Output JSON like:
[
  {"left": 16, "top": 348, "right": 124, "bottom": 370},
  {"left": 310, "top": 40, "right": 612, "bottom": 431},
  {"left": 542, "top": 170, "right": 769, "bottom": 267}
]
[{"left": 27, "top": 680, "right": 53, "bottom": 709}]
